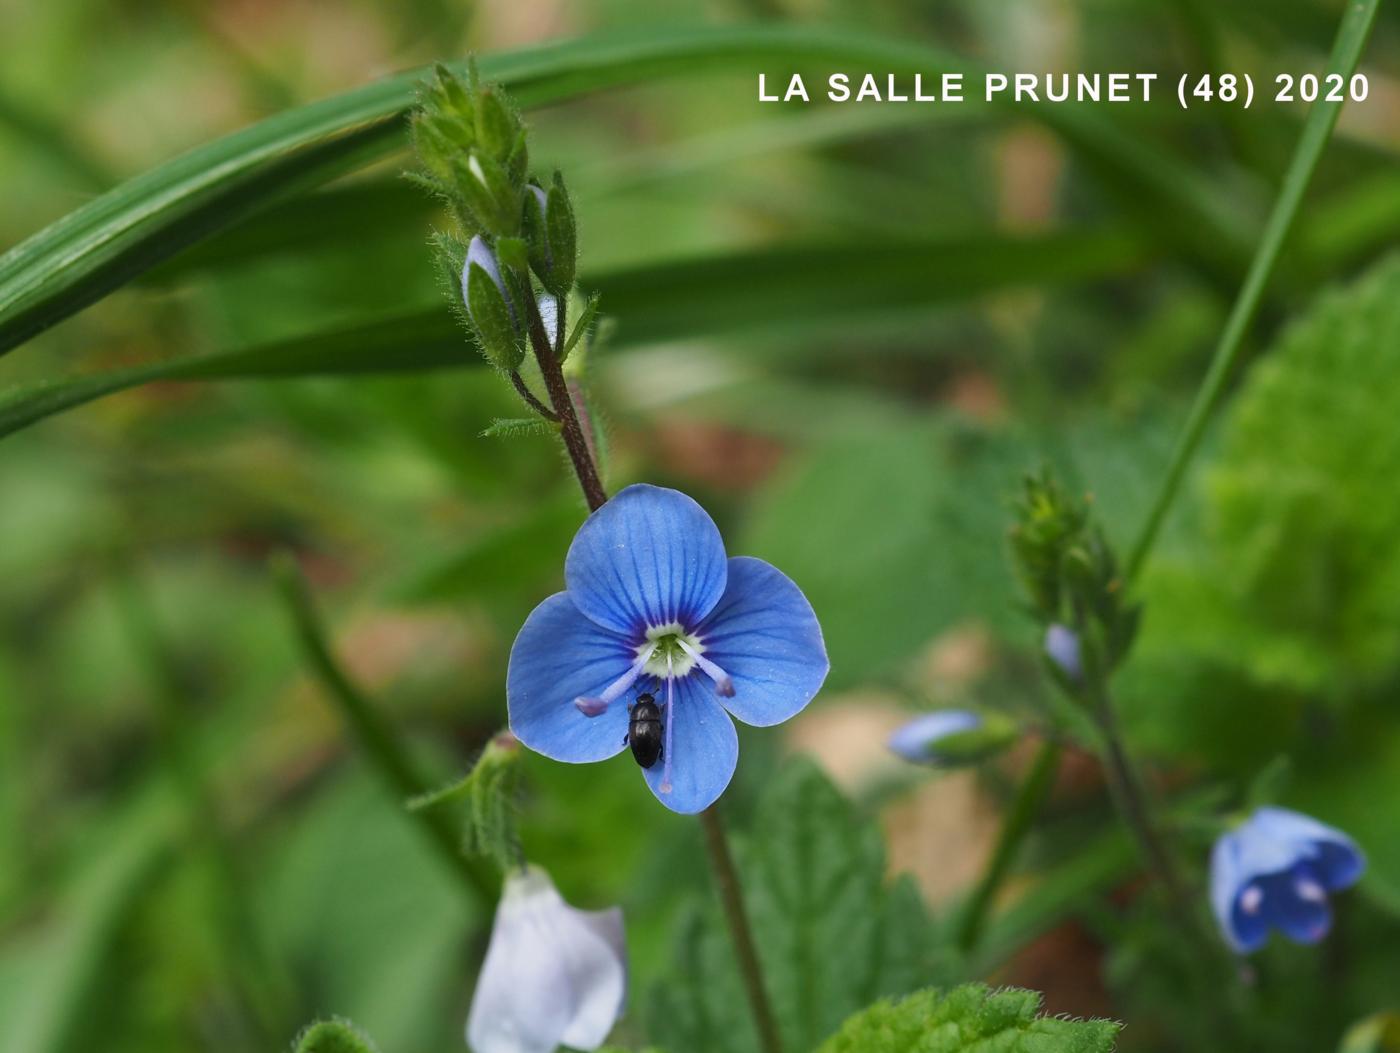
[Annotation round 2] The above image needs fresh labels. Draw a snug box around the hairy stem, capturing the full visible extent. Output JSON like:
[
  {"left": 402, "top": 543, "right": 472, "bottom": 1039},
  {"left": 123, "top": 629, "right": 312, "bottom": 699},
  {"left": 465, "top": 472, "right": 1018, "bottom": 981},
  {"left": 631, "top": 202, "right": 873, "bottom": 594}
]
[
  {"left": 701, "top": 806, "right": 784, "bottom": 1053},
  {"left": 528, "top": 309, "right": 782, "bottom": 1051},
  {"left": 273, "top": 554, "right": 499, "bottom": 901},
  {"left": 1125, "top": 0, "right": 1381, "bottom": 582},
  {"left": 523, "top": 292, "right": 606, "bottom": 511},
  {"left": 957, "top": 739, "right": 1061, "bottom": 952},
  {"left": 509, "top": 370, "right": 558, "bottom": 421}
]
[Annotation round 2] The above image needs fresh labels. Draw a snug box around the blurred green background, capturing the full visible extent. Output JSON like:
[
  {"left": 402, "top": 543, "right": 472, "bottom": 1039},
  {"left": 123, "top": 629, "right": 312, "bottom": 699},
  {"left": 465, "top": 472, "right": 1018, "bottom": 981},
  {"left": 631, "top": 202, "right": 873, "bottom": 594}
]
[{"left": 3, "top": 1, "right": 1400, "bottom": 1051}]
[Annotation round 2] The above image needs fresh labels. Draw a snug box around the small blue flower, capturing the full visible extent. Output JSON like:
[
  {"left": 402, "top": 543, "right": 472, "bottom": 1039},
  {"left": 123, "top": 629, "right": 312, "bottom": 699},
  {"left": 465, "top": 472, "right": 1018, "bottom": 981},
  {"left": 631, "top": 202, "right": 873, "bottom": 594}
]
[
  {"left": 888, "top": 710, "right": 981, "bottom": 764},
  {"left": 1043, "top": 622, "right": 1082, "bottom": 682},
  {"left": 1210, "top": 806, "right": 1365, "bottom": 953},
  {"left": 507, "top": 484, "right": 829, "bottom": 813}
]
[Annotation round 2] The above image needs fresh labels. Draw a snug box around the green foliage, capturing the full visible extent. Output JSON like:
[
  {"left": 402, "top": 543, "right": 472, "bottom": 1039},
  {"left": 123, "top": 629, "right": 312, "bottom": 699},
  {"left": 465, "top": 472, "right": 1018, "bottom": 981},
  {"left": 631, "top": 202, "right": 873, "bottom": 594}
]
[
  {"left": 0, "top": 23, "right": 1230, "bottom": 360},
  {"left": 465, "top": 261, "right": 526, "bottom": 371},
  {"left": 408, "top": 733, "right": 524, "bottom": 872},
  {"left": 1010, "top": 469, "right": 1140, "bottom": 682},
  {"left": 1174, "top": 256, "right": 1400, "bottom": 692},
  {"left": 293, "top": 1019, "right": 380, "bottom": 1053},
  {"left": 816, "top": 984, "right": 1119, "bottom": 1053},
  {"left": 744, "top": 420, "right": 1025, "bottom": 686},
  {"left": 650, "top": 759, "right": 947, "bottom": 1053}
]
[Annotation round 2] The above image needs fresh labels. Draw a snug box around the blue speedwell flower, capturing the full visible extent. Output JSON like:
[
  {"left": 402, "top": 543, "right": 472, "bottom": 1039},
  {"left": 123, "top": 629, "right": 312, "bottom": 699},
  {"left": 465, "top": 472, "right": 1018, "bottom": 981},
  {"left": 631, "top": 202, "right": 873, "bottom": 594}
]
[
  {"left": 1210, "top": 806, "right": 1365, "bottom": 953},
  {"left": 467, "top": 865, "right": 625, "bottom": 1053},
  {"left": 507, "top": 484, "right": 828, "bottom": 813}
]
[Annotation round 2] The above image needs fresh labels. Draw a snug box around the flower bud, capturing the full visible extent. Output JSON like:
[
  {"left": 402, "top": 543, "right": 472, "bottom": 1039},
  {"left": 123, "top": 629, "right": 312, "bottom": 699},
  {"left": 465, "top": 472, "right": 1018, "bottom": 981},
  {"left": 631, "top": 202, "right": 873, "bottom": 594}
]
[
  {"left": 467, "top": 866, "right": 626, "bottom": 1053},
  {"left": 474, "top": 86, "right": 521, "bottom": 161},
  {"left": 455, "top": 150, "right": 522, "bottom": 237},
  {"left": 522, "top": 175, "right": 577, "bottom": 295},
  {"left": 887, "top": 709, "right": 1018, "bottom": 767},
  {"left": 462, "top": 236, "right": 524, "bottom": 371}
]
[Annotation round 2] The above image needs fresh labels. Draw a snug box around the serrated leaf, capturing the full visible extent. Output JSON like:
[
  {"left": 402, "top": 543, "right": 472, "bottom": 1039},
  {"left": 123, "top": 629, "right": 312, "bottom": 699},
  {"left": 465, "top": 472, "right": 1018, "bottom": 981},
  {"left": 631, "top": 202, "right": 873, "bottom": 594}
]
[
  {"left": 1168, "top": 256, "right": 1400, "bottom": 691},
  {"left": 649, "top": 758, "right": 948, "bottom": 1053},
  {"left": 294, "top": 1018, "right": 381, "bottom": 1053},
  {"left": 816, "top": 983, "right": 1119, "bottom": 1053}
]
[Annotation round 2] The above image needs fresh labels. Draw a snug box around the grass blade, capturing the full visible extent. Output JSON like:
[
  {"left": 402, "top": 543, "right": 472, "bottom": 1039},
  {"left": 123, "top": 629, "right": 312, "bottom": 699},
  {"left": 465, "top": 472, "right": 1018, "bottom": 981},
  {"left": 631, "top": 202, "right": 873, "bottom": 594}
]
[
  {"left": 1124, "top": 0, "right": 1382, "bottom": 581},
  {"left": 2, "top": 25, "right": 1227, "bottom": 358},
  {"left": 0, "top": 229, "right": 1143, "bottom": 439}
]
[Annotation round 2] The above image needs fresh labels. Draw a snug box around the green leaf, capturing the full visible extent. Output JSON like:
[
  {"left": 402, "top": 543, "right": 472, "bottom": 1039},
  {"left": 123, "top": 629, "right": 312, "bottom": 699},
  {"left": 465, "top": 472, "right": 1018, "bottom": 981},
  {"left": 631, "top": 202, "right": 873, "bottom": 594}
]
[
  {"left": 294, "top": 1019, "right": 381, "bottom": 1053},
  {"left": 0, "top": 230, "right": 1140, "bottom": 441},
  {"left": 408, "top": 733, "right": 524, "bottom": 873},
  {"left": 1164, "top": 256, "right": 1400, "bottom": 691},
  {"left": 466, "top": 261, "right": 526, "bottom": 370},
  {"left": 0, "top": 24, "right": 1228, "bottom": 357},
  {"left": 816, "top": 983, "right": 1120, "bottom": 1053},
  {"left": 0, "top": 787, "right": 178, "bottom": 1053},
  {"left": 649, "top": 758, "right": 947, "bottom": 1053},
  {"left": 744, "top": 420, "right": 1026, "bottom": 687},
  {"left": 588, "top": 230, "right": 1145, "bottom": 347},
  {"left": 0, "top": 311, "right": 477, "bottom": 441},
  {"left": 480, "top": 416, "right": 559, "bottom": 439}
]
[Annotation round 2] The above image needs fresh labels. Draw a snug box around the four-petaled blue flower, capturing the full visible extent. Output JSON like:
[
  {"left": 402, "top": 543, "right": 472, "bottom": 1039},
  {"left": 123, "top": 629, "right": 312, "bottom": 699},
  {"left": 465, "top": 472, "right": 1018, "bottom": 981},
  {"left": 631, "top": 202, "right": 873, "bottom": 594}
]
[
  {"left": 1210, "top": 806, "right": 1365, "bottom": 954},
  {"left": 507, "top": 484, "right": 829, "bottom": 813}
]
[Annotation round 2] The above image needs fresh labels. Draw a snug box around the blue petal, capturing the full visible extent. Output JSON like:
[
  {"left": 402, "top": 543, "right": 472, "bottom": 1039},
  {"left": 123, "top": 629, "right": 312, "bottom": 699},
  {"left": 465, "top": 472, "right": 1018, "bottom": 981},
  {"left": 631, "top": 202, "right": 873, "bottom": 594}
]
[
  {"left": 694, "top": 557, "right": 828, "bottom": 728},
  {"left": 507, "top": 593, "right": 634, "bottom": 763},
  {"left": 1251, "top": 806, "right": 1365, "bottom": 890},
  {"left": 641, "top": 675, "right": 738, "bottom": 814},
  {"left": 1210, "top": 828, "right": 1256, "bottom": 952},
  {"left": 1269, "top": 864, "right": 1333, "bottom": 944},
  {"left": 888, "top": 710, "right": 981, "bottom": 763},
  {"left": 565, "top": 485, "right": 728, "bottom": 636}
]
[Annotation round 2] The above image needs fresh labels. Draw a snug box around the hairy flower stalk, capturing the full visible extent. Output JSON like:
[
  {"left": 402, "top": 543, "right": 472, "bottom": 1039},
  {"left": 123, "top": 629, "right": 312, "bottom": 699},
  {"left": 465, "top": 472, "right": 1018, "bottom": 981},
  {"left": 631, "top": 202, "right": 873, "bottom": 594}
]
[{"left": 414, "top": 64, "right": 809, "bottom": 1053}]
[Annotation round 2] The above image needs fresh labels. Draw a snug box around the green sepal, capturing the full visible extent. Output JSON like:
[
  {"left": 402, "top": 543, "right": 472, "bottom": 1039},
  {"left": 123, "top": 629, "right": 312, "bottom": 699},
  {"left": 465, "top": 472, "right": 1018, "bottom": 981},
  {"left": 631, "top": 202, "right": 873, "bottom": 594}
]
[
  {"left": 522, "top": 184, "right": 552, "bottom": 284},
  {"left": 294, "top": 1018, "right": 380, "bottom": 1053},
  {"left": 544, "top": 170, "right": 577, "bottom": 293},
  {"left": 430, "top": 230, "right": 468, "bottom": 313},
  {"left": 475, "top": 87, "right": 520, "bottom": 160},
  {"left": 1245, "top": 755, "right": 1293, "bottom": 811},
  {"left": 409, "top": 114, "right": 463, "bottom": 185},
  {"left": 563, "top": 291, "right": 600, "bottom": 360},
  {"left": 495, "top": 236, "right": 529, "bottom": 275},
  {"left": 466, "top": 261, "right": 524, "bottom": 371},
  {"left": 507, "top": 128, "right": 530, "bottom": 183},
  {"left": 454, "top": 150, "right": 520, "bottom": 237},
  {"left": 481, "top": 416, "right": 560, "bottom": 439},
  {"left": 409, "top": 731, "right": 524, "bottom": 871},
  {"left": 919, "top": 712, "right": 1021, "bottom": 767}
]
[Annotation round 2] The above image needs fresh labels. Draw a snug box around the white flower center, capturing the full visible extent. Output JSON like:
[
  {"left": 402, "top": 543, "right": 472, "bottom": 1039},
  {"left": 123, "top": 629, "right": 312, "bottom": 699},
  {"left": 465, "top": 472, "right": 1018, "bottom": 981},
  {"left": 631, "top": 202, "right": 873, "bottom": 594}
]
[{"left": 637, "top": 623, "right": 702, "bottom": 678}]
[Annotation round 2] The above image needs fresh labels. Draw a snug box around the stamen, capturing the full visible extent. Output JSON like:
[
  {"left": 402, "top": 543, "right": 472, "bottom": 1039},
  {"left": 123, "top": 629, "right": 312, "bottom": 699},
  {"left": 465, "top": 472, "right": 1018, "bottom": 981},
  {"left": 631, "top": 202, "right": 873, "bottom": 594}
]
[
  {"left": 1295, "top": 875, "right": 1326, "bottom": 903},
  {"left": 1240, "top": 884, "right": 1263, "bottom": 915},
  {"left": 574, "top": 653, "right": 650, "bottom": 718},
  {"left": 677, "top": 639, "right": 734, "bottom": 698},
  {"left": 660, "top": 653, "right": 675, "bottom": 794}
]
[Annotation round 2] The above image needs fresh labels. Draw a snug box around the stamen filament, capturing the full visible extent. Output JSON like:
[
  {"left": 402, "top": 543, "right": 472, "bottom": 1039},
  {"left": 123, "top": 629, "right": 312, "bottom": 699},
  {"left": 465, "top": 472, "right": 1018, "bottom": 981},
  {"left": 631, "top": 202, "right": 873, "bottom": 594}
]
[
  {"left": 575, "top": 652, "right": 651, "bottom": 717},
  {"left": 677, "top": 639, "right": 734, "bottom": 697},
  {"left": 660, "top": 653, "right": 675, "bottom": 793}
]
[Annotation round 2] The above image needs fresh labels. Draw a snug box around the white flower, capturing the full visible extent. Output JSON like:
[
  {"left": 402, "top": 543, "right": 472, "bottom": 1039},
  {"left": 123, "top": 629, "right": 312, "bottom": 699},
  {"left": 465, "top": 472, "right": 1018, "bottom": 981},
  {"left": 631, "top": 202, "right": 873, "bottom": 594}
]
[{"left": 467, "top": 866, "right": 626, "bottom": 1053}]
